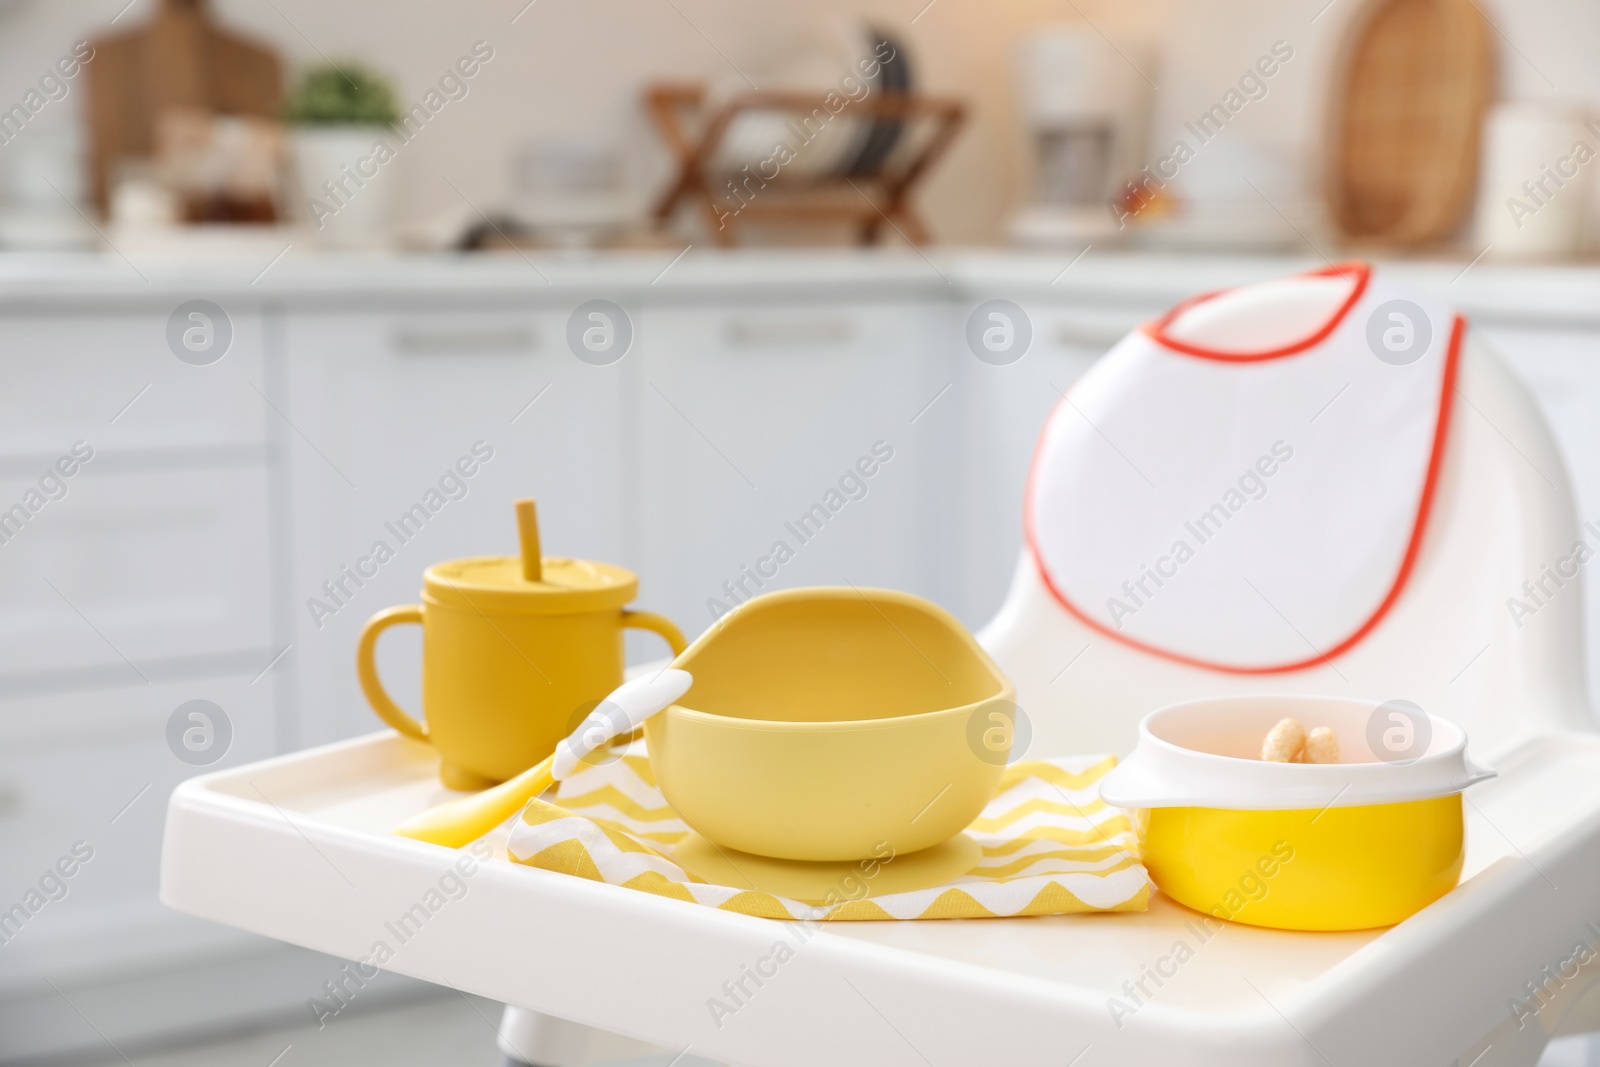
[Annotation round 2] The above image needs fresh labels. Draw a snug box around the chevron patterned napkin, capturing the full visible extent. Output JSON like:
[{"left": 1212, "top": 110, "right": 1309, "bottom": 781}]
[{"left": 505, "top": 747, "right": 1150, "bottom": 921}]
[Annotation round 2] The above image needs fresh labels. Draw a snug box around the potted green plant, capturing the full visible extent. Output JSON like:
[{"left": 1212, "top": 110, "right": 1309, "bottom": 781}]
[{"left": 283, "top": 63, "right": 400, "bottom": 246}]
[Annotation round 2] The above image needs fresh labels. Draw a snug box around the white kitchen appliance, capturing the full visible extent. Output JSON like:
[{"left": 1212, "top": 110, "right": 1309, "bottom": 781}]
[{"left": 1009, "top": 25, "right": 1151, "bottom": 246}]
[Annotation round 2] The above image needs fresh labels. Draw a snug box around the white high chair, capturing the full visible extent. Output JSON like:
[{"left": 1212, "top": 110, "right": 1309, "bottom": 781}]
[
  {"left": 164, "top": 276, "right": 1600, "bottom": 1067},
  {"left": 986, "top": 272, "right": 1591, "bottom": 765}
]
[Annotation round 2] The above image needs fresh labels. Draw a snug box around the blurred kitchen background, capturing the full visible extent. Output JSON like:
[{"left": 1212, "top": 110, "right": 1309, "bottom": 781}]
[
  {"left": 3, "top": 0, "right": 1600, "bottom": 252},
  {"left": 5, "top": 0, "right": 1600, "bottom": 1064}
]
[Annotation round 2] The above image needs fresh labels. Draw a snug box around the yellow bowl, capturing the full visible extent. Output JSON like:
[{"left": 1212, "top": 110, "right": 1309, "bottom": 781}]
[
  {"left": 645, "top": 587, "right": 1015, "bottom": 862},
  {"left": 1139, "top": 797, "right": 1464, "bottom": 931},
  {"left": 1100, "top": 695, "right": 1492, "bottom": 931}
]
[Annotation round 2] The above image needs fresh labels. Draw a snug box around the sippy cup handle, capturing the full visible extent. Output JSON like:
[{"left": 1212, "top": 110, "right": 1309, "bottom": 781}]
[
  {"left": 620, "top": 610, "right": 688, "bottom": 656},
  {"left": 357, "top": 604, "right": 429, "bottom": 741}
]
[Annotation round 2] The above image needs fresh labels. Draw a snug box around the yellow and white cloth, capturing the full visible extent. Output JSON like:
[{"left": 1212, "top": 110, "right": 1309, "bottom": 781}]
[{"left": 505, "top": 747, "right": 1150, "bottom": 921}]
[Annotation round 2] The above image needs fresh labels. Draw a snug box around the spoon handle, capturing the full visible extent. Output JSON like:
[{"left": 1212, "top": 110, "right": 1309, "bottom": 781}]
[
  {"left": 394, "top": 753, "right": 555, "bottom": 848},
  {"left": 393, "top": 669, "right": 691, "bottom": 848}
]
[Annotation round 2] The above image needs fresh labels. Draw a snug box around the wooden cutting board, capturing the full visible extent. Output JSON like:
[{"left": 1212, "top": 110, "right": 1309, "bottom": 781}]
[
  {"left": 1326, "top": 0, "right": 1495, "bottom": 247},
  {"left": 85, "top": 0, "right": 282, "bottom": 213}
]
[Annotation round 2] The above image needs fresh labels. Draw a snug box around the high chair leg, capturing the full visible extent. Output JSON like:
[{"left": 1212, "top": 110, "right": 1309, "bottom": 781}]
[
  {"left": 496, "top": 1005, "right": 670, "bottom": 1066},
  {"left": 496, "top": 1006, "right": 602, "bottom": 1066}
]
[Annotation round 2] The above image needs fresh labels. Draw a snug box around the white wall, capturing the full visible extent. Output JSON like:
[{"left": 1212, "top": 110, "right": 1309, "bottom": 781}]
[{"left": 0, "top": 0, "right": 1590, "bottom": 244}]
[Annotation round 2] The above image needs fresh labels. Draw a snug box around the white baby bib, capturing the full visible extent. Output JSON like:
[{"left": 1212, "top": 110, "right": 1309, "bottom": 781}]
[{"left": 1025, "top": 262, "right": 1462, "bottom": 672}]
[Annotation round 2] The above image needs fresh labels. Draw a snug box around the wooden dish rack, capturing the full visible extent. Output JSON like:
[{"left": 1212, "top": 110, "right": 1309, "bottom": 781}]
[{"left": 645, "top": 83, "right": 964, "bottom": 247}]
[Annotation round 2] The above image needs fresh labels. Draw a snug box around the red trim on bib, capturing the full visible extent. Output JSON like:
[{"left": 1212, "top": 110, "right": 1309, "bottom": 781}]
[
  {"left": 1023, "top": 308, "right": 1464, "bottom": 676},
  {"left": 1142, "top": 261, "right": 1372, "bottom": 362}
]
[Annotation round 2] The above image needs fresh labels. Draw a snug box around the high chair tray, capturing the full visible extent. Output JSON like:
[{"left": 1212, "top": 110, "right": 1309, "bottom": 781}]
[{"left": 163, "top": 728, "right": 1600, "bottom": 1067}]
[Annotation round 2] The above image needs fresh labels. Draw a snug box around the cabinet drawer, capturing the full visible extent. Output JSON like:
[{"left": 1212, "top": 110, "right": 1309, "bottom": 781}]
[
  {"left": 0, "top": 465, "right": 273, "bottom": 680},
  {"left": 0, "top": 309, "right": 268, "bottom": 457},
  {"left": 0, "top": 676, "right": 276, "bottom": 985}
]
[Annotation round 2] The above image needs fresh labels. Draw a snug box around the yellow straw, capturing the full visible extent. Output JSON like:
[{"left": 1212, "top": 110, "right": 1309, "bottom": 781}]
[{"left": 515, "top": 498, "right": 542, "bottom": 582}]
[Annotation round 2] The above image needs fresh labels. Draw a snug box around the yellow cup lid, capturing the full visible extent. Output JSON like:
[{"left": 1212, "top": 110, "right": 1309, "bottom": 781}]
[{"left": 424, "top": 555, "right": 638, "bottom": 615}]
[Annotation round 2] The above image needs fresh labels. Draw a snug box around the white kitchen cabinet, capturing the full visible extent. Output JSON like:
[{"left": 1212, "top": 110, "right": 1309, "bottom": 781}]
[
  {"left": 283, "top": 305, "right": 630, "bottom": 747},
  {"left": 0, "top": 302, "right": 276, "bottom": 684},
  {"left": 0, "top": 307, "right": 268, "bottom": 456},
  {"left": 0, "top": 675, "right": 277, "bottom": 993},
  {"left": 0, "top": 301, "right": 288, "bottom": 1061},
  {"left": 0, "top": 464, "right": 275, "bottom": 680},
  {"left": 631, "top": 297, "right": 950, "bottom": 640}
]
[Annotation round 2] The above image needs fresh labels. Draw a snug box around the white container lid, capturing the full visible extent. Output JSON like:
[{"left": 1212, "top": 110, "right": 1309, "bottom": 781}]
[{"left": 1099, "top": 695, "right": 1495, "bottom": 811}]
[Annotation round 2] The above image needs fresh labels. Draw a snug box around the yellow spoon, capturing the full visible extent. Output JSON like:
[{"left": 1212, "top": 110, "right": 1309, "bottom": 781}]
[{"left": 394, "top": 669, "right": 692, "bottom": 848}]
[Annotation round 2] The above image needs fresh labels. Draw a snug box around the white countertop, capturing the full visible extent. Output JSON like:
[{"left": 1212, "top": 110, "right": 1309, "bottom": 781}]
[{"left": 1, "top": 246, "right": 1598, "bottom": 327}]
